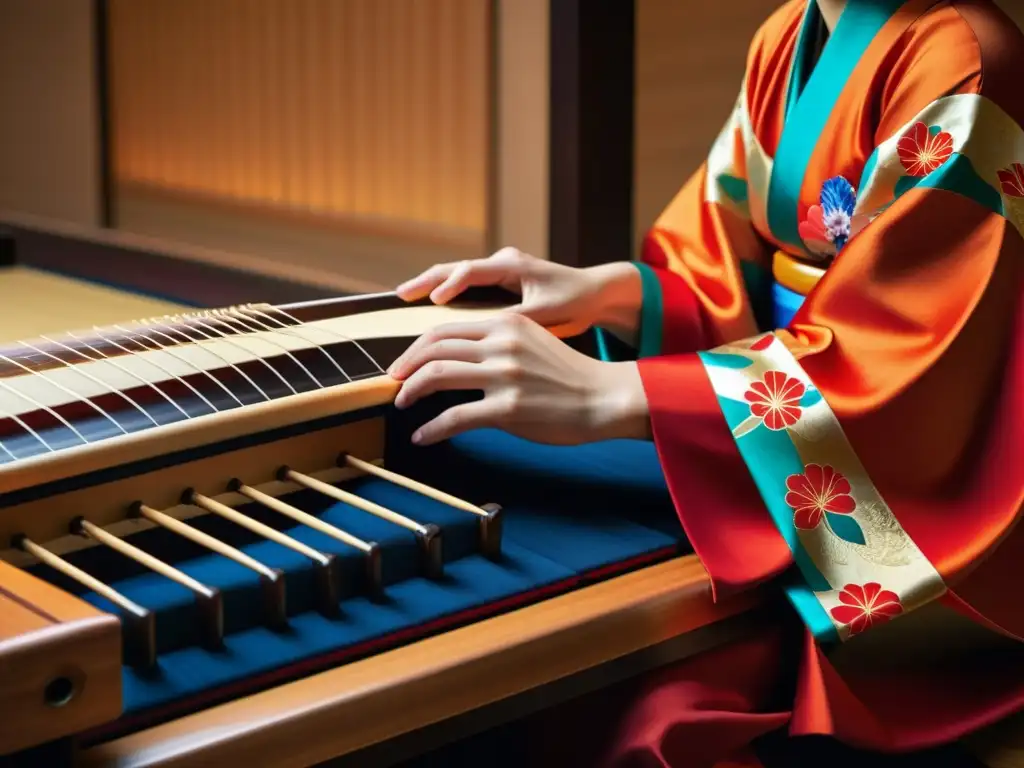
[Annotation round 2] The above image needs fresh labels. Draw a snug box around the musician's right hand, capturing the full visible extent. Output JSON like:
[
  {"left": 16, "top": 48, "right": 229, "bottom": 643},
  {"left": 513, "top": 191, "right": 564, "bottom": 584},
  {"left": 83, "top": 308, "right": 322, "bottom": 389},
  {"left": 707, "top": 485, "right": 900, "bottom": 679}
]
[{"left": 395, "top": 247, "right": 642, "bottom": 337}]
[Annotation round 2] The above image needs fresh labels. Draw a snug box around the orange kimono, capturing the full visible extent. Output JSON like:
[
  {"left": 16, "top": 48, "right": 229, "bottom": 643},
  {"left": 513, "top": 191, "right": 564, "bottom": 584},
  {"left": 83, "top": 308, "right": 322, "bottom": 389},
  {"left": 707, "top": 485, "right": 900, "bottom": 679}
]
[{"left": 583, "top": 0, "right": 1024, "bottom": 765}]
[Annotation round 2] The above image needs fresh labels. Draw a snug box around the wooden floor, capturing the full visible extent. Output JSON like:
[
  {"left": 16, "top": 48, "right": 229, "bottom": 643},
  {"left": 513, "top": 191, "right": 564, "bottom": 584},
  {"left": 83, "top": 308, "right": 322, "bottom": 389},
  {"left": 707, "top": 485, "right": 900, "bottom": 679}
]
[{"left": 0, "top": 266, "right": 186, "bottom": 343}]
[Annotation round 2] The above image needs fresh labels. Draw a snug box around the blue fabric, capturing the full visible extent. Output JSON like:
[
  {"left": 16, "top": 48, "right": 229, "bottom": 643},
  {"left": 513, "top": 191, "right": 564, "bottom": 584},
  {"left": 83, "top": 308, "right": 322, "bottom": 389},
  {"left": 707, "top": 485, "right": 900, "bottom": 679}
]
[
  {"left": 771, "top": 280, "right": 806, "bottom": 329},
  {"left": 767, "top": 0, "right": 910, "bottom": 252},
  {"left": 29, "top": 404, "right": 686, "bottom": 722}
]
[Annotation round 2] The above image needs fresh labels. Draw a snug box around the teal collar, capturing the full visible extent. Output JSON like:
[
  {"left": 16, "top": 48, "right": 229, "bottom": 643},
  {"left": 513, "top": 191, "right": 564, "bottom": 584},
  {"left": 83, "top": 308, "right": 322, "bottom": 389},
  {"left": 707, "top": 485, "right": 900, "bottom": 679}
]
[
  {"left": 766, "top": 0, "right": 912, "bottom": 253},
  {"left": 785, "top": 2, "right": 829, "bottom": 122}
]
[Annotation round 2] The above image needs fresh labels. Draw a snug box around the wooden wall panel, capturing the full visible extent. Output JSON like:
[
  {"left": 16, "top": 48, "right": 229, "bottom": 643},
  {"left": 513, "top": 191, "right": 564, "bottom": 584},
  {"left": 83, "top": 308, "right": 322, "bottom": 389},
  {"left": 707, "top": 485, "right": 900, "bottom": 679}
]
[
  {"left": 107, "top": 0, "right": 490, "bottom": 244},
  {"left": 0, "top": 0, "right": 101, "bottom": 226},
  {"left": 996, "top": 0, "right": 1024, "bottom": 32},
  {"left": 633, "top": 0, "right": 779, "bottom": 251},
  {"left": 494, "top": 0, "right": 549, "bottom": 260}
]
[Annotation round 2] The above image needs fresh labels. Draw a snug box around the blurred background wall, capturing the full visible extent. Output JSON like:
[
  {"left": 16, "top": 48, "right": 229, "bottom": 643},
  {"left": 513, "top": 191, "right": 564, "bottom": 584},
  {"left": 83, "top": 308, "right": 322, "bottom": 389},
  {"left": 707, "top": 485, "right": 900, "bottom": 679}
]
[
  {"left": 1, "top": 0, "right": 1022, "bottom": 291},
  {"left": 0, "top": 0, "right": 102, "bottom": 226},
  {"left": 106, "top": 0, "right": 491, "bottom": 292}
]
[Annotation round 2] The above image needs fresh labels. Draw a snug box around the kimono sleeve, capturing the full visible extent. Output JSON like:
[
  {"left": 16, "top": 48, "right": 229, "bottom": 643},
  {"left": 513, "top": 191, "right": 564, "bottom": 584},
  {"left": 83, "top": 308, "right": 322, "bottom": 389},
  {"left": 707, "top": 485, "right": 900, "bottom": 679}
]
[{"left": 628, "top": 92, "right": 775, "bottom": 358}]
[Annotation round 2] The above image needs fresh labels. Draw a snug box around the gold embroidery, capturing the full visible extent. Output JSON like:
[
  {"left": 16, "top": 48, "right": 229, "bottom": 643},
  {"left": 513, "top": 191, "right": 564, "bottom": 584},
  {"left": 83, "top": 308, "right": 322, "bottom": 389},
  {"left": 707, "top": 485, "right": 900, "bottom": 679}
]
[{"left": 854, "top": 501, "right": 915, "bottom": 567}]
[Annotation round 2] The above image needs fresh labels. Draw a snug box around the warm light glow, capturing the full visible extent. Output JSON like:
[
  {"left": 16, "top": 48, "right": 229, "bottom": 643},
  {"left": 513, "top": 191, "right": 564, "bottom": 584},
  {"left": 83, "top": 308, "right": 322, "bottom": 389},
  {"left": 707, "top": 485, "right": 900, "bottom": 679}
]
[{"left": 107, "top": 0, "right": 490, "bottom": 238}]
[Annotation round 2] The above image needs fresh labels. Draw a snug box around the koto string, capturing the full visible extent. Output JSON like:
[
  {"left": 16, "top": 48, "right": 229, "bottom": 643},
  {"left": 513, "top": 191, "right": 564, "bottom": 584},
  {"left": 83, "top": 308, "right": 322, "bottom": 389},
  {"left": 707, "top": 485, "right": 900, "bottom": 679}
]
[
  {"left": 17, "top": 339, "right": 159, "bottom": 428},
  {"left": 85, "top": 327, "right": 220, "bottom": 415},
  {"left": 55, "top": 331, "right": 192, "bottom": 420},
  {"left": 0, "top": 377, "right": 86, "bottom": 447},
  {"left": 204, "top": 312, "right": 322, "bottom": 390},
  {"left": 182, "top": 315, "right": 298, "bottom": 396},
  {"left": 239, "top": 305, "right": 356, "bottom": 380},
  {"left": 241, "top": 306, "right": 353, "bottom": 381},
  {"left": 261, "top": 305, "right": 386, "bottom": 376},
  {"left": 211, "top": 309, "right": 326, "bottom": 389},
  {"left": 147, "top": 317, "right": 274, "bottom": 401},
  {"left": 0, "top": 352, "right": 127, "bottom": 435},
  {"left": 0, "top": 424, "right": 17, "bottom": 460},
  {"left": 116, "top": 323, "right": 250, "bottom": 407}
]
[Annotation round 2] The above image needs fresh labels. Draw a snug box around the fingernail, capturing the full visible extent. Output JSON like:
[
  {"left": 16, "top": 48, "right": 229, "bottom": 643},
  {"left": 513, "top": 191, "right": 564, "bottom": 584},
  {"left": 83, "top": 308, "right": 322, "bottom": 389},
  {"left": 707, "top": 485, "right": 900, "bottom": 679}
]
[{"left": 411, "top": 430, "right": 422, "bottom": 444}]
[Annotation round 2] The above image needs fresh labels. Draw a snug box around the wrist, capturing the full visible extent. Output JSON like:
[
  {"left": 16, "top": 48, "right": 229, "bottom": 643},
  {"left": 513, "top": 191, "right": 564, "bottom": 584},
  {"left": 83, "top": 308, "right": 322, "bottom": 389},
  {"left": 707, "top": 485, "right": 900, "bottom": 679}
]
[
  {"left": 586, "top": 262, "right": 643, "bottom": 334},
  {"left": 586, "top": 361, "right": 651, "bottom": 442}
]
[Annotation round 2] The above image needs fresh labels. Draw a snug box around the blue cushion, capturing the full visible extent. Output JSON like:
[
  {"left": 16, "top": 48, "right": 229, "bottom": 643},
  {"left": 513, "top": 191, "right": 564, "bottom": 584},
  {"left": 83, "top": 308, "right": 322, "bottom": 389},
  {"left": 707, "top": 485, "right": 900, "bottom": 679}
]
[{"left": 772, "top": 280, "right": 806, "bottom": 329}]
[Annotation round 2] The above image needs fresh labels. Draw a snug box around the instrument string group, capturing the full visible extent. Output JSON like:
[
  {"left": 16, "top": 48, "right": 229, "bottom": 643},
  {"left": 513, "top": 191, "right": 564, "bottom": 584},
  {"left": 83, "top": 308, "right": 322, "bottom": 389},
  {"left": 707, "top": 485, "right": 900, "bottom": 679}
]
[{"left": 0, "top": 304, "right": 387, "bottom": 462}]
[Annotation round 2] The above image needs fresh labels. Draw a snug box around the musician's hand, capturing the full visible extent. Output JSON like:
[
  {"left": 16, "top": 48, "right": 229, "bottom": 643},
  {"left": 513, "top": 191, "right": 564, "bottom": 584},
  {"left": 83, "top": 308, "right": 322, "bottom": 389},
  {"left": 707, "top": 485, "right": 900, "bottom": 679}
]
[
  {"left": 388, "top": 313, "right": 650, "bottom": 446},
  {"left": 395, "top": 247, "right": 642, "bottom": 338}
]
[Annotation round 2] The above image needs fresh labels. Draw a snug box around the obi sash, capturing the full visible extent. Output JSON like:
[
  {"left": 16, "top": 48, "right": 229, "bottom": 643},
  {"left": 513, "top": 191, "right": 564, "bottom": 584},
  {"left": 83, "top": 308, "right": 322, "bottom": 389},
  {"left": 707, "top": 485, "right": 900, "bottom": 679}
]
[{"left": 771, "top": 250, "right": 825, "bottom": 328}]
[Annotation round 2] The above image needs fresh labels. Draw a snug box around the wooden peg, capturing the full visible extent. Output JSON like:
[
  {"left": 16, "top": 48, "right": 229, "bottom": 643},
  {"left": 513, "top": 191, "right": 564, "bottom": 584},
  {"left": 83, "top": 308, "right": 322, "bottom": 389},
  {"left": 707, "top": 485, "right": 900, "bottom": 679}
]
[
  {"left": 281, "top": 467, "right": 443, "bottom": 580},
  {"left": 228, "top": 479, "right": 383, "bottom": 600},
  {"left": 69, "top": 517, "right": 223, "bottom": 651},
  {"left": 182, "top": 490, "right": 341, "bottom": 618},
  {"left": 13, "top": 533, "right": 157, "bottom": 670},
  {"left": 340, "top": 453, "right": 503, "bottom": 559},
  {"left": 130, "top": 502, "right": 287, "bottom": 630}
]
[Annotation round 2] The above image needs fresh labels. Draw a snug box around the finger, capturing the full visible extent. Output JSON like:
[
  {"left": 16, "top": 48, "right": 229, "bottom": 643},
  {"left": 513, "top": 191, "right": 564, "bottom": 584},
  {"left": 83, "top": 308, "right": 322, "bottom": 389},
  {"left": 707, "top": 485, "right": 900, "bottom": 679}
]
[
  {"left": 395, "top": 360, "right": 495, "bottom": 409},
  {"left": 388, "top": 338, "right": 484, "bottom": 381},
  {"left": 395, "top": 262, "right": 460, "bottom": 301},
  {"left": 430, "top": 258, "right": 518, "bottom": 305},
  {"left": 411, "top": 399, "right": 497, "bottom": 445},
  {"left": 388, "top": 319, "right": 498, "bottom": 376}
]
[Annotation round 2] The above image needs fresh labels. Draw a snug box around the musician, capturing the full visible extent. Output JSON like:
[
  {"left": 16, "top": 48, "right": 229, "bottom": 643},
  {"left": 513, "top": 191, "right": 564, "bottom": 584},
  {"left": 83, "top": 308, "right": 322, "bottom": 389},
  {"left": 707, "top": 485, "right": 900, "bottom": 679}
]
[{"left": 390, "top": 0, "right": 1024, "bottom": 764}]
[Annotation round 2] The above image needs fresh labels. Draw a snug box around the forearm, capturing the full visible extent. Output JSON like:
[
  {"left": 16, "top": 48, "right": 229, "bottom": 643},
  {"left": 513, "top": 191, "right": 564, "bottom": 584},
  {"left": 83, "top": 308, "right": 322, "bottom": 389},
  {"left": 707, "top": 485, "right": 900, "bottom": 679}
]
[
  {"left": 590, "top": 260, "right": 710, "bottom": 358},
  {"left": 586, "top": 262, "right": 645, "bottom": 346},
  {"left": 587, "top": 360, "right": 652, "bottom": 442}
]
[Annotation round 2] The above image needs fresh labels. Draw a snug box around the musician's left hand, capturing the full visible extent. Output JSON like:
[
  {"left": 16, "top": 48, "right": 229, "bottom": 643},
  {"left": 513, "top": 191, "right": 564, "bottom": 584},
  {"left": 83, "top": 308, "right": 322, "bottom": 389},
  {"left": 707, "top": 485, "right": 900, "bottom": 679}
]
[{"left": 388, "top": 314, "right": 650, "bottom": 446}]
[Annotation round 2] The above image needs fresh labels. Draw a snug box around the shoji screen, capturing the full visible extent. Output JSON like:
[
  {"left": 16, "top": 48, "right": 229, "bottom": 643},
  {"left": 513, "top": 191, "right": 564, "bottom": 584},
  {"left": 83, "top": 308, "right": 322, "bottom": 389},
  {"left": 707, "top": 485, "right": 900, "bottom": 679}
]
[{"left": 106, "top": 0, "right": 492, "bottom": 290}]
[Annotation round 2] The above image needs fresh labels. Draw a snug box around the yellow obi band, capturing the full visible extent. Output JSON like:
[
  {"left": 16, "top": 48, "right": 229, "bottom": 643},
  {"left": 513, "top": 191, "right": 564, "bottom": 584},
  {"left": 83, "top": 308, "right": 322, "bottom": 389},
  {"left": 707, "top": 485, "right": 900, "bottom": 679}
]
[{"left": 772, "top": 250, "right": 826, "bottom": 297}]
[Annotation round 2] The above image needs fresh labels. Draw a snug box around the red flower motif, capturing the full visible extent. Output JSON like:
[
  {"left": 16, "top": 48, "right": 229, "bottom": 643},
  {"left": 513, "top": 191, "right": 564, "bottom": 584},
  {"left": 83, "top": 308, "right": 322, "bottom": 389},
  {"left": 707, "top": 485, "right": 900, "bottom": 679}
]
[
  {"left": 784, "top": 464, "right": 856, "bottom": 529},
  {"left": 744, "top": 371, "right": 804, "bottom": 430},
  {"left": 897, "top": 122, "right": 953, "bottom": 177},
  {"left": 997, "top": 163, "right": 1024, "bottom": 197},
  {"left": 830, "top": 582, "right": 903, "bottom": 636},
  {"left": 797, "top": 204, "right": 833, "bottom": 255}
]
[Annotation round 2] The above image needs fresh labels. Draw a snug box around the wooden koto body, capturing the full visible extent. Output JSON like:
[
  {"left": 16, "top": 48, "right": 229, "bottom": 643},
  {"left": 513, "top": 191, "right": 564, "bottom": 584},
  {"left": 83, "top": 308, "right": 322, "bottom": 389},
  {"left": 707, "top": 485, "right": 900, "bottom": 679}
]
[{"left": 0, "top": 292, "right": 762, "bottom": 766}]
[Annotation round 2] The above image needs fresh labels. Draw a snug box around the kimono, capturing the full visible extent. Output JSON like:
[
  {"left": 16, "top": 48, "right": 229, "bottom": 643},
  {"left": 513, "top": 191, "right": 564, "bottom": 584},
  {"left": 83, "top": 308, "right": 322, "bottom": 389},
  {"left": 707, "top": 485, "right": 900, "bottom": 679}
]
[{"left": 565, "top": 0, "right": 1024, "bottom": 765}]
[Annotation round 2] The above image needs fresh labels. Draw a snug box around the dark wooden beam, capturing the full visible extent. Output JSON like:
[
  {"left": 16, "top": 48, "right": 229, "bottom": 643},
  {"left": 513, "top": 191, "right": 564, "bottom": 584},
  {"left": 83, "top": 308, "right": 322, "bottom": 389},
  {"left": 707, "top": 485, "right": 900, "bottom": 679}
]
[
  {"left": 548, "top": 0, "right": 635, "bottom": 268},
  {"left": 0, "top": 224, "right": 342, "bottom": 308}
]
